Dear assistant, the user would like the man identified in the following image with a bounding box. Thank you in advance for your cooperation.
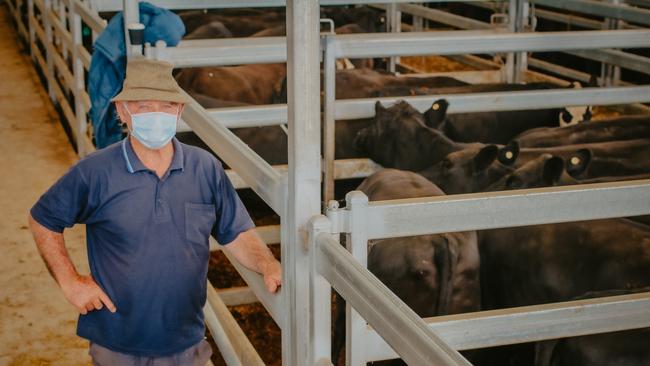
[28,59,282,365]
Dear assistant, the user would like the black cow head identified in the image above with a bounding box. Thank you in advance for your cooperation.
[368,235,454,317]
[489,154,564,191]
[419,145,514,194]
[355,101,461,171]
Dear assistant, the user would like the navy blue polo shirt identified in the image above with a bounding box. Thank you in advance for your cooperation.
[30,137,255,356]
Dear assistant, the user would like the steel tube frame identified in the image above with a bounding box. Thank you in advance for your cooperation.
[334,85,650,120]
[366,292,650,361]
[283,1,325,364]
[13,2,650,365]
[181,90,286,214]
[93,0,501,12]
[331,29,650,59]
[355,179,650,239]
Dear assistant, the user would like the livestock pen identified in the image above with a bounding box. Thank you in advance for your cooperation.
[3,0,650,365]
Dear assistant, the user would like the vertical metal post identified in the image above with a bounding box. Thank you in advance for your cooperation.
[514,0,529,83]
[69,0,88,157]
[27,0,35,60]
[122,0,139,59]
[413,14,423,32]
[505,0,528,83]
[504,0,517,83]
[58,0,68,61]
[43,0,56,101]
[323,34,336,204]
[601,0,622,86]
[386,3,400,73]
[309,216,333,366]
[284,0,321,365]
[345,192,369,366]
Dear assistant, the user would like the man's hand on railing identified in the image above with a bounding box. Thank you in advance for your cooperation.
[223,228,282,294]
[261,258,282,293]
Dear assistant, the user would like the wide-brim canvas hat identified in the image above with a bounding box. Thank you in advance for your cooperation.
[111,58,189,103]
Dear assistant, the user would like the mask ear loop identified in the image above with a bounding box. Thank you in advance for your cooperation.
[122,102,135,135]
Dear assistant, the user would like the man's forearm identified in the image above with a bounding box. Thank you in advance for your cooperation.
[225,229,277,274]
[28,213,79,289]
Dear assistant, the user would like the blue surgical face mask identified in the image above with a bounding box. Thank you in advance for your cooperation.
[125,104,179,149]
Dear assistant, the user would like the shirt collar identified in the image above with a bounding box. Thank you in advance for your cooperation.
[121,136,184,174]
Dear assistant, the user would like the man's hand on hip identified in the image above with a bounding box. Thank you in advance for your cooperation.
[61,274,117,314]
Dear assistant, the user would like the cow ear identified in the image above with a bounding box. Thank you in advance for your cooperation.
[566,149,592,178]
[561,109,574,123]
[423,99,449,129]
[375,101,386,114]
[543,156,565,185]
[473,145,499,171]
[498,141,520,166]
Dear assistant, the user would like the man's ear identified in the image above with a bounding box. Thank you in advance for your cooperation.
[114,101,130,127]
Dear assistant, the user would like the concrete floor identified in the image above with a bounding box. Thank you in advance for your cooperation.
[0,6,92,366]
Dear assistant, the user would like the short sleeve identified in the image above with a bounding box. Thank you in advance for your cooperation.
[211,161,255,245]
[30,164,92,233]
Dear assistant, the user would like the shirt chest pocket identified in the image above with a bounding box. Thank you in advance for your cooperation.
[185,203,217,246]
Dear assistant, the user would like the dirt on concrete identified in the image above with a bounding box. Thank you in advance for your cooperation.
[0,5,92,366]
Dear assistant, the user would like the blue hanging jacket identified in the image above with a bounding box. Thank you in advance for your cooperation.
[88,2,185,149]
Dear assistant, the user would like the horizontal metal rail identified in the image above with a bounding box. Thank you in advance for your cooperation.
[354,179,650,240]
[332,29,650,59]
[213,237,284,327]
[335,85,650,120]
[400,3,493,30]
[398,4,650,76]
[567,48,650,75]
[534,0,650,27]
[93,0,497,12]
[159,37,287,68]
[204,283,265,366]
[221,158,381,190]
[366,292,650,361]
[217,286,258,307]
[315,231,471,366]
[181,90,286,214]
[177,85,650,130]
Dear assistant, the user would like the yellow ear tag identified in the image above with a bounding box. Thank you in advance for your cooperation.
[505,151,514,160]
[571,157,581,165]
[432,103,440,111]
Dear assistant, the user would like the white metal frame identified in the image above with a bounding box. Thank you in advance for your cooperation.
[6,0,650,365]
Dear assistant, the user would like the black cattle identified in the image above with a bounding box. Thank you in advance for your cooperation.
[332,169,481,364]
[175,63,286,105]
[421,91,564,145]
[485,154,565,191]
[512,114,650,148]
[178,10,284,36]
[418,145,514,194]
[183,20,233,39]
[478,219,650,365]
[355,101,480,171]
[272,68,469,103]
[534,288,650,366]
[498,139,650,178]
[321,5,386,33]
